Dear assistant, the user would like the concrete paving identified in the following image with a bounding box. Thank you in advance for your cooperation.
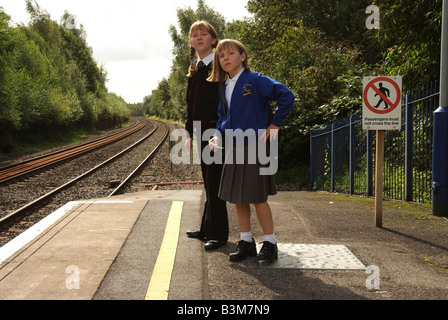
[0,197,147,299]
[0,190,447,301]
[204,191,448,300]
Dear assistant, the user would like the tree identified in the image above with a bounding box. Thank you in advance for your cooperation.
[149,78,171,120]
[0,1,130,154]
[376,0,442,89]
[0,8,21,151]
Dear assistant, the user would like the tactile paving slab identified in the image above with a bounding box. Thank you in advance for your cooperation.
[257,243,366,270]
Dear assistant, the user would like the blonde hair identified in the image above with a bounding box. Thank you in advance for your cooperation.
[187,20,219,77]
[207,39,250,83]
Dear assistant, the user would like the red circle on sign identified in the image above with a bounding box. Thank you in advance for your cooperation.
[363,77,401,114]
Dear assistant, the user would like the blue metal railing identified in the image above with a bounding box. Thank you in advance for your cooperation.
[310,81,439,204]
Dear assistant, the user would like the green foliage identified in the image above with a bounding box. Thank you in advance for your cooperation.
[374,0,442,90]
[0,9,21,134]
[0,1,130,153]
[149,78,172,120]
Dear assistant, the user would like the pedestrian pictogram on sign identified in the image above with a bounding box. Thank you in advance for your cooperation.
[362,76,402,130]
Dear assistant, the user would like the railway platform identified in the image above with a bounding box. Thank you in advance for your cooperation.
[0,189,447,302]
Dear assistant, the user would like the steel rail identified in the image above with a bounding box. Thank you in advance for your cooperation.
[108,120,170,196]
[0,120,163,229]
[0,121,145,183]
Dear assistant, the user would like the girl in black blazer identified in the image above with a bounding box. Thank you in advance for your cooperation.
[184,21,229,251]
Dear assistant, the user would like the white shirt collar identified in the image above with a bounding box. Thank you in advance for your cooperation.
[197,52,214,68]
[225,67,245,85]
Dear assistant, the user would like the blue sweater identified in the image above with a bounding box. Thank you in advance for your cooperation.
[215,69,295,140]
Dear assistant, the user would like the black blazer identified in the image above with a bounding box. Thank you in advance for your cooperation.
[185,63,220,138]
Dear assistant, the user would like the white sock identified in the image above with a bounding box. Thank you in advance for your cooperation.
[240,231,253,242]
[264,234,276,244]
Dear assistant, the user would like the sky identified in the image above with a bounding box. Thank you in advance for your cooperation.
[1,0,251,103]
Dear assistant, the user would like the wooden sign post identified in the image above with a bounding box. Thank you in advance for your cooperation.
[374,130,385,227]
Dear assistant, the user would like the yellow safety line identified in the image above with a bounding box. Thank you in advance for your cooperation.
[145,201,183,300]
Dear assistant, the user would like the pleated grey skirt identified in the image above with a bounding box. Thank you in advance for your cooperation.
[218,142,277,204]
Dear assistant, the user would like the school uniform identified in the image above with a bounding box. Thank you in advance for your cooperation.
[185,53,229,248]
[215,68,295,204]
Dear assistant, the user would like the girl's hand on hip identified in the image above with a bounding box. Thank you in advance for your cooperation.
[260,124,280,142]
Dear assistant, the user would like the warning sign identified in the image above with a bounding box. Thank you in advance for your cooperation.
[362,76,402,130]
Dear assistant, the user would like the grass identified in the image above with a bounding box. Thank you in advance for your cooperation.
[0,130,87,161]
[0,121,132,162]
[422,256,448,274]
[275,165,310,190]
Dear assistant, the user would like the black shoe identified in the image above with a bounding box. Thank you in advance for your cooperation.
[186,230,206,241]
[256,241,278,263]
[204,240,227,251]
[229,239,257,261]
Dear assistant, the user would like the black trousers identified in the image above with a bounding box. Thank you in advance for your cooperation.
[198,138,229,242]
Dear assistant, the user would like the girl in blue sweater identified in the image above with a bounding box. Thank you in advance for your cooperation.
[208,39,295,263]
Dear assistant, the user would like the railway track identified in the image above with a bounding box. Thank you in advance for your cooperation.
[0,121,145,183]
[0,119,171,244]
